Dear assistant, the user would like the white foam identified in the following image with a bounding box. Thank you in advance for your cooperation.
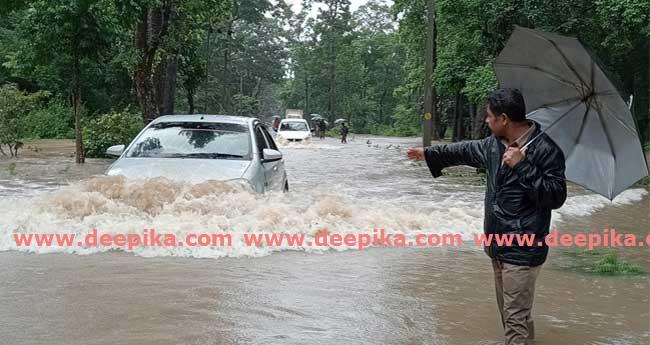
[0,176,646,259]
[0,176,484,258]
[556,188,647,218]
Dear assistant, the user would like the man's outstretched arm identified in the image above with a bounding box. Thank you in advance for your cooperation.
[408,138,489,178]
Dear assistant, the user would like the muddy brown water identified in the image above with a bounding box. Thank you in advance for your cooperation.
[0,138,648,345]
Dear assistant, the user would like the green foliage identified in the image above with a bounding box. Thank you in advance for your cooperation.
[594,253,643,275]
[463,64,499,105]
[24,100,75,139]
[186,0,286,115]
[0,84,45,156]
[9,0,120,92]
[392,0,649,139]
[282,0,406,135]
[232,94,261,116]
[326,127,341,137]
[0,0,647,145]
[82,110,144,158]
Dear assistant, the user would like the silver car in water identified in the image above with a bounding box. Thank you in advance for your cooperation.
[104,115,288,193]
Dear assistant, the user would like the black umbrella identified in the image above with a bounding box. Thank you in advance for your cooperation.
[495,26,648,199]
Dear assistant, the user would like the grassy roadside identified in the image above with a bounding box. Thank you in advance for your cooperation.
[560,251,645,276]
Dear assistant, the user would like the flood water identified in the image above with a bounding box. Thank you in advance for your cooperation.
[0,136,648,345]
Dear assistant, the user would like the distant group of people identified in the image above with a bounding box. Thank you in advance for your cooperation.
[313,119,327,140]
[318,119,348,144]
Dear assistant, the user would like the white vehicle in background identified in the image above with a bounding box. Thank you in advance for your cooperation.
[277,118,312,142]
[285,109,303,119]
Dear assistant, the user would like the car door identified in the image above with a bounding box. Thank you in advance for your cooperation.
[255,125,281,191]
[261,126,285,190]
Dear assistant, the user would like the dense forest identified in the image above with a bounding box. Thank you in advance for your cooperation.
[0,0,648,161]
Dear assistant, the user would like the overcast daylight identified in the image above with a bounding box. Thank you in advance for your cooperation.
[0,0,648,344]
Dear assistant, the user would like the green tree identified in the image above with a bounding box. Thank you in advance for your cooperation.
[10,0,120,163]
[0,84,45,157]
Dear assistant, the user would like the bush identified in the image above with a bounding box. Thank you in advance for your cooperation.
[594,253,643,275]
[82,110,144,158]
[0,84,45,157]
[326,127,341,137]
[24,99,75,139]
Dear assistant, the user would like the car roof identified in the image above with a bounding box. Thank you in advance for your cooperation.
[280,118,308,122]
[151,114,259,126]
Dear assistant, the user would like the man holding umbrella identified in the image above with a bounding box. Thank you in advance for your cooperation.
[408,88,567,345]
[407,25,648,345]
[337,120,349,143]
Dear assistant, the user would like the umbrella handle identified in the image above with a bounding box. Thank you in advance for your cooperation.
[522,99,585,151]
[520,132,543,151]
[628,95,633,110]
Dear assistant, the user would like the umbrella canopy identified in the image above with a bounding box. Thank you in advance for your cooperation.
[495,26,648,200]
[335,118,346,124]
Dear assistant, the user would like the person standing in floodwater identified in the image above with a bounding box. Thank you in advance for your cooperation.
[272,117,280,133]
[340,122,349,144]
[407,88,567,345]
[319,119,326,139]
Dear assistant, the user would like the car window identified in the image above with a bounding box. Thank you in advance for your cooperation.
[261,126,278,151]
[280,121,308,131]
[255,126,269,154]
[125,122,252,160]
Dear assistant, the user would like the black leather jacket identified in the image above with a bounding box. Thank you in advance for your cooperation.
[424,122,567,266]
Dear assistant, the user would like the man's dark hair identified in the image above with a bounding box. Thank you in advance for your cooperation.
[487,88,526,122]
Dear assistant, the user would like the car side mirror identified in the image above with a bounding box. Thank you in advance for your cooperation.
[262,148,282,163]
[106,144,125,157]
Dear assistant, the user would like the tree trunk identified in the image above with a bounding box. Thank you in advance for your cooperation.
[134,6,172,122]
[479,106,490,138]
[304,73,310,113]
[471,103,485,139]
[431,12,439,141]
[459,102,467,140]
[222,21,233,113]
[154,57,166,115]
[327,48,337,120]
[187,89,195,114]
[134,8,157,122]
[73,45,84,164]
[326,1,340,121]
[452,90,463,142]
[379,88,387,124]
[423,0,436,145]
[204,28,211,112]
[161,55,177,115]
[253,76,262,99]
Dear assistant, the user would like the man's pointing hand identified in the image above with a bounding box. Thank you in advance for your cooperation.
[407,147,425,161]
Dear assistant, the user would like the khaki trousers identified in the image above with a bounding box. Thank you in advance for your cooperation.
[491,258,543,345]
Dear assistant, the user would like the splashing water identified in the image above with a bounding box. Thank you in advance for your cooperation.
[0,136,647,258]
[0,170,645,258]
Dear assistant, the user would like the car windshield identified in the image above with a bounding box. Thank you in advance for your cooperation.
[125,122,251,160]
[280,122,308,131]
